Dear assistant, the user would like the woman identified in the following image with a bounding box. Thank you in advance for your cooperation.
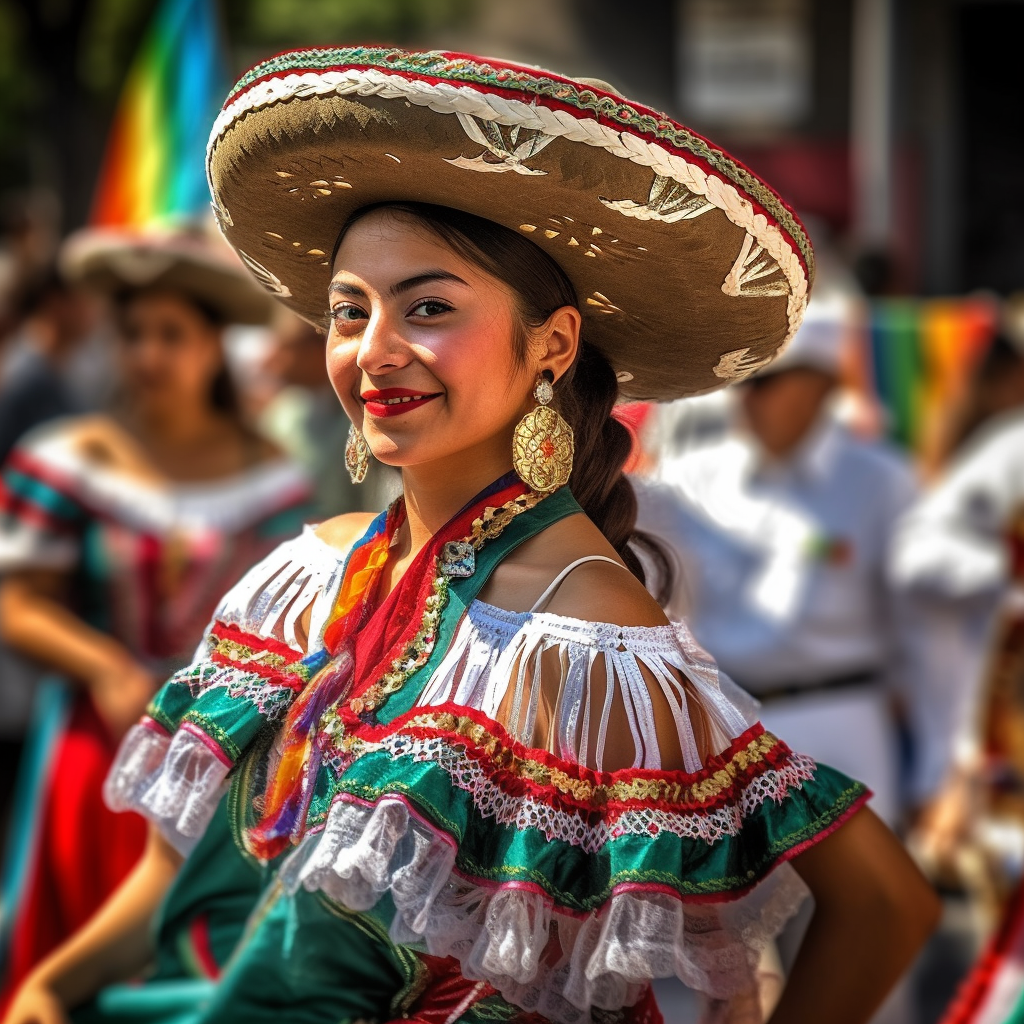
[5,48,938,1024]
[0,228,312,1005]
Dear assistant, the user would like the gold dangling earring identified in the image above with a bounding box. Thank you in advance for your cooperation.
[345,423,370,484]
[512,370,574,493]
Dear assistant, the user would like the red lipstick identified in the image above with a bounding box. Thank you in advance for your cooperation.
[361,387,442,418]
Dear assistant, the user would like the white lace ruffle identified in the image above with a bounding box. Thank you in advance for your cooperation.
[103,722,229,855]
[283,795,809,1024]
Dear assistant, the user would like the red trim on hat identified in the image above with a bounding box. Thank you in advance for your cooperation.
[222,52,810,278]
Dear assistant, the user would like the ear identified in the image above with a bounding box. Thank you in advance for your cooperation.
[532,305,581,383]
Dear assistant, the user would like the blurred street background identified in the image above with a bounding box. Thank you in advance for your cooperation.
[3,1,1024,1022]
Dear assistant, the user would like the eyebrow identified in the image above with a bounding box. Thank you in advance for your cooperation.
[328,269,469,300]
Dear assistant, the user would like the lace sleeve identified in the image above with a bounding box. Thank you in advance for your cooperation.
[104,530,346,853]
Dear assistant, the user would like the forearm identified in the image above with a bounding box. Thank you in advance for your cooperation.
[0,576,134,685]
[766,897,924,1023]
[767,807,940,1024]
[23,826,183,1009]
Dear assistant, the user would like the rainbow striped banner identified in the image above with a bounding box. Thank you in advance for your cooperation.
[864,297,996,460]
[91,0,225,227]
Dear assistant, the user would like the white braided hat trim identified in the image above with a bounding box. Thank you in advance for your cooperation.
[208,68,808,371]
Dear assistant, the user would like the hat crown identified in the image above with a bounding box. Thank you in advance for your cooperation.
[208,45,813,398]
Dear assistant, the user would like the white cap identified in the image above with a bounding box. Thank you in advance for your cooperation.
[759,293,849,378]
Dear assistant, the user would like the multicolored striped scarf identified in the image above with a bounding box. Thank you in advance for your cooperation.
[248,473,571,860]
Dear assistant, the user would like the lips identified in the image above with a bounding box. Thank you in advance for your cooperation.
[361,387,442,418]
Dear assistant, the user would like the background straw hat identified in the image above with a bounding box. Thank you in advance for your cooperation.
[61,224,275,325]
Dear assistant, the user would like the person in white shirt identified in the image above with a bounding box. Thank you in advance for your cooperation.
[637,309,960,827]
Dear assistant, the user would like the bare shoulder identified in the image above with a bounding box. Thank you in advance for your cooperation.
[485,512,668,627]
[542,556,668,627]
[66,414,162,480]
[65,412,130,451]
[314,512,378,554]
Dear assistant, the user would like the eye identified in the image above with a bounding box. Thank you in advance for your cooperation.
[328,303,368,331]
[408,299,453,318]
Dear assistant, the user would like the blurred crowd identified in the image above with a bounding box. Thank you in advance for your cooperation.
[0,191,1023,1022]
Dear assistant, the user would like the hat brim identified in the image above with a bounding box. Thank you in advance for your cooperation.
[208,47,812,400]
[60,228,275,326]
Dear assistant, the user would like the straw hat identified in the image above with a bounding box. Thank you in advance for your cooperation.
[60,226,275,326]
[206,47,813,400]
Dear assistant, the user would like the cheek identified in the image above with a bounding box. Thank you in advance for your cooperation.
[325,338,361,419]
[183,338,221,381]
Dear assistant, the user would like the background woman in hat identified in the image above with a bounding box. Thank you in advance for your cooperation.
[6,48,937,1024]
[0,228,312,1008]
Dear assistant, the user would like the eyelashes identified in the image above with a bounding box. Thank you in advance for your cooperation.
[409,299,454,317]
[324,298,455,331]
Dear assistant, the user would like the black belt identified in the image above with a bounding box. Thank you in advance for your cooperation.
[748,669,879,704]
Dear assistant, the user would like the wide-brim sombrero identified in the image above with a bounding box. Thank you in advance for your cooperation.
[206,47,812,400]
[60,226,275,326]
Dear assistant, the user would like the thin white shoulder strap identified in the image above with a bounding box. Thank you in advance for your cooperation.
[529,555,626,614]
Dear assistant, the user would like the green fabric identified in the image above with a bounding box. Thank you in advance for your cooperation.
[72,980,214,1024]
[152,798,268,980]
[191,887,407,1024]
[336,739,866,910]
[185,887,587,1024]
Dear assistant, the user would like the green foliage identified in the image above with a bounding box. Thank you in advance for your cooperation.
[225,0,476,48]
[77,0,156,97]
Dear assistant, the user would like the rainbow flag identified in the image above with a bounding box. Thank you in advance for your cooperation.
[90,0,226,227]
[865,297,995,460]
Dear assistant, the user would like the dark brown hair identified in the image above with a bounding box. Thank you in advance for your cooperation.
[339,201,671,596]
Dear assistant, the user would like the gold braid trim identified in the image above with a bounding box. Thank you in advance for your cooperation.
[344,711,785,807]
[348,492,544,717]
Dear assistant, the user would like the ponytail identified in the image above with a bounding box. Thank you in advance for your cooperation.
[557,343,672,599]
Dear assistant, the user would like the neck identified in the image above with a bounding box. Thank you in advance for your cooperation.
[398,444,517,555]
[754,433,805,460]
[129,401,228,448]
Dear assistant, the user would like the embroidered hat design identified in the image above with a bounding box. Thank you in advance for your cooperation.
[207,46,814,400]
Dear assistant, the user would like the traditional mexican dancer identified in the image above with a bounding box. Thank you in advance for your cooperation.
[4,48,939,1024]
[0,229,312,1007]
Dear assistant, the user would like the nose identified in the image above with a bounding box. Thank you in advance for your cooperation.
[355,310,411,375]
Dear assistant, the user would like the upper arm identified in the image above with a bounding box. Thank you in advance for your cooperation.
[791,804,939,930]
[0,567,69,601]
[494,561,716,774]
[0,568,72,645]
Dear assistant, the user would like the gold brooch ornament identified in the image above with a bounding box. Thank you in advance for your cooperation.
[512,370,574,493]
[440,540,476,577]
[345,423,370,484]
